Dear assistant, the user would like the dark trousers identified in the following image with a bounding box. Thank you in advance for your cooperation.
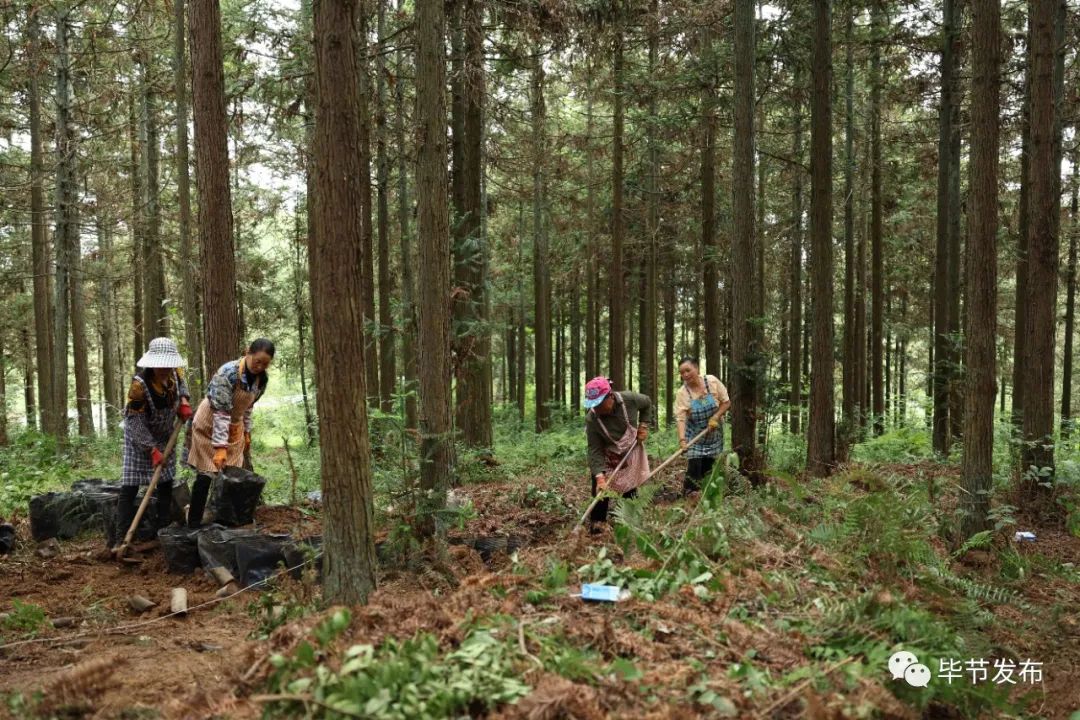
[590,476,637,523]
[117,480,173,540]
[684,456,716,494]
[188,473,214,527]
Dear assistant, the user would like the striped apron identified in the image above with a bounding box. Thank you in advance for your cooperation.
[186,375,257,475]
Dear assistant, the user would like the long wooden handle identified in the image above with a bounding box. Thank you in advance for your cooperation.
[573,439,639,530]
[118,418,185,550]
[645,426,712,481]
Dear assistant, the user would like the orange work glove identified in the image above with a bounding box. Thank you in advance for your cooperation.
[213,447,228,470]
[228,422,244,443]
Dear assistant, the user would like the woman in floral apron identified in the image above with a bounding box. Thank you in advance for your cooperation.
[583,376,652,530]
[185,339,275,526]
[675,357,730,494]
[118,338,193,543]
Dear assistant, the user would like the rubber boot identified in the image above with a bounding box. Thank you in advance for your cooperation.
[188,474,212,528]
[116,485,139,545]
[154,480,173,529]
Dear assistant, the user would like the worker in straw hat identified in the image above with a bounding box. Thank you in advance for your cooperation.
[117,337,193,541]
[583,376,652,531]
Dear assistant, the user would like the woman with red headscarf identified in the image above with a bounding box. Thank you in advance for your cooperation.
[582,377,652,530]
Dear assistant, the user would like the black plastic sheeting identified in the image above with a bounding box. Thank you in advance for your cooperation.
[0,523,15,554]
[99,492,161,548]
[158,526,203,573]
[29,479,120,542]
[196,525,292,586]
[208,468,266,527]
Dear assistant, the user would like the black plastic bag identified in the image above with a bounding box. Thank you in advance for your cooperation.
[158,526,203,573]
[0,523,15,555]
[196,525,290,587]
[208,467,266,527]
[98,492,160,548]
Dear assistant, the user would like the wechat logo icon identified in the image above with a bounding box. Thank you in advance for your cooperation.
[889,650,931,688]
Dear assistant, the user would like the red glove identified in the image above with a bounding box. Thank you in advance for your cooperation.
[178,401,193,422]
[150,447,164,467]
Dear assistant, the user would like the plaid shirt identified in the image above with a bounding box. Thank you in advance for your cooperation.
[121,372,189,486]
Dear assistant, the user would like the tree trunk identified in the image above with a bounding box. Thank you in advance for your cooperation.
[932,0,958,454]
[585,61,597,380]
[175,0,204,395]
[947,4,966,445]
[532,56,551,432]
[732,0,758,474]
[28,8,55,436]
[452,0,491,446]
[311,0,378,602]
[53,6,77,442]
[293,209,316,446]
[130,94,145,367]
[789,69,804,436]
[376,0,396,415]
[664,261,675,425]
[571,276,581,413]
[190,0,241,371]
[1012,28,1031,430]
[141,53,167,339]
[961,0,999,537]
[0,338,7,445]
[415,0,453,534]
[1064,146,1079,434]
[807,0,836,476]
[22,319,36,431]
[870,0,885,437]
[700,26,721,380]
[71,226,93,438]
[642,0,660,413]
[357,5,380,408]
[1020,0,1061,494]
[97,218,120,430]
[841,3,856,447]
[516,202,526,422]
[395,0,417,429]
[608,10,626,389]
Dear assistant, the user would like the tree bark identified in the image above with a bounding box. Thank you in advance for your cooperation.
[27,8,54,436]
[71,232,93,438]
[961,0,999,537]
[1019,0,1061,493]
[357,4,380,407]
[532,55,551,432]
[376,0,396,415]
[452,0,491,446]
[700,25,721,380]
[190,0,241,371]
[584,61,597,380]
[1011,25,1032,430]
[841,2,856,449]
[415,0,453,534]
[22,319,36,431]
[395,0,417,429]
[130,94,144,367]
[175,0,204,395]
[1064,144,1080,434]
[608,8,626,389]
[141,51,167,339]
[311,0,378,602]
[732,0,758,474]
[789,68,804,436]
[97,218,120,430]
[641,0,660,415]
[870,0,885,437]
[807,0,836,476]
[53,6,77,442]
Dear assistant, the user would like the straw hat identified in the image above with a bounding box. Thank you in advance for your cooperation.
[137,337,186,369]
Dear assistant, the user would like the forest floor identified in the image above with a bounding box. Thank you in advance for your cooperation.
[1,452,1079,720]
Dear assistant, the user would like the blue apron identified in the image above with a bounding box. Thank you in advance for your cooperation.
[684,377,723,459]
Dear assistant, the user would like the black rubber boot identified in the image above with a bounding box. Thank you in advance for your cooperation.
[188,474,212,528]
[154,480,173,529]
[116,486,139,544]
